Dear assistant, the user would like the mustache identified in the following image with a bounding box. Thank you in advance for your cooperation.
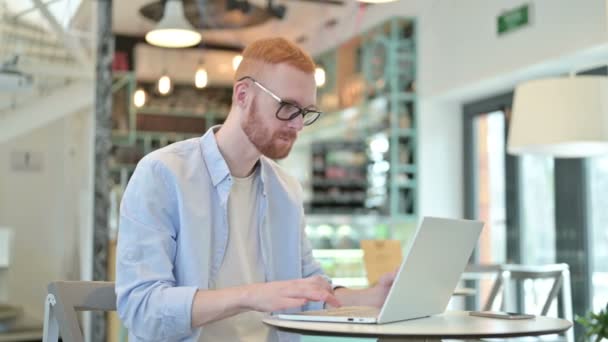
[276,130,297,140]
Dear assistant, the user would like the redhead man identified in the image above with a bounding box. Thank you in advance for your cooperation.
[116,37,395,342]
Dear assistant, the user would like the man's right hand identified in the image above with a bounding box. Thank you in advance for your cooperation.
[191,275,340,328]
[243,275,341,312]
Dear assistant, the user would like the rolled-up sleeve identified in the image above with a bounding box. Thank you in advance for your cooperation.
[115,157,197,341]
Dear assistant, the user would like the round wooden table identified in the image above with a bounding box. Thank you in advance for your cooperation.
[263,310,572,341]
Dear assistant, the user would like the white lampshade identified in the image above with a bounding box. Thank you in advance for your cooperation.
[508,76,608,158]
[145,0,202,48]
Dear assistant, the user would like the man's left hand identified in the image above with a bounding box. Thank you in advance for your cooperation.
[369,270,398,308]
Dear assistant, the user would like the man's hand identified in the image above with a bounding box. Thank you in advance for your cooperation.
[334,270,398,308]
[244,275,341,312]
[191,275,341,328]
[369,270,398,307]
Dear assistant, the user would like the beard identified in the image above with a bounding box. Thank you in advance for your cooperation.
[242,99,297,160]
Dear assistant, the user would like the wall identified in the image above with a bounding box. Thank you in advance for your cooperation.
[417,100,463,218]
[418,0,608,98]
[305,0,608,220]
[308,0,608,98]
[0,110,93,320]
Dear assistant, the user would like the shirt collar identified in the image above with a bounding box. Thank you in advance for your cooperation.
[200,126,231,187]
[200,125,268,195]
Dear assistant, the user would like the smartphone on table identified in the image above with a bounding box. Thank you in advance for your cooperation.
[469,311,535,320]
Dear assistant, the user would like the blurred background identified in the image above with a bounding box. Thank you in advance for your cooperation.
[1,0,607,341]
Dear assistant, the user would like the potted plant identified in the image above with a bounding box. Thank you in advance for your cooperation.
[576,303,608,342]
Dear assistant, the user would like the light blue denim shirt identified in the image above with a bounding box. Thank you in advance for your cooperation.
[116,126,325,342]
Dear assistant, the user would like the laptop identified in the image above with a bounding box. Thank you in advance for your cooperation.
[275,217,483,324]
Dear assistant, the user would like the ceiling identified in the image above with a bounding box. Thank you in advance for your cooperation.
[3,0,83,31]
[112,0,361,85]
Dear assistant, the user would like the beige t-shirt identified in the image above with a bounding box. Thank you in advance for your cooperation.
[199,169,273,342]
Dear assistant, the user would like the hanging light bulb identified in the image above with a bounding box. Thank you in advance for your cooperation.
[133,88,147,108]
[315,67,326,88]
[195,59,208,88]
[232,54,243,71]
[158,74,172,95]
[195,67,208,88]
[145,0,202,48]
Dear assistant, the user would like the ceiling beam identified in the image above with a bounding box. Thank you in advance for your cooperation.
[11,0,62,19]
[0,81,93,144]
[31,0,92,68]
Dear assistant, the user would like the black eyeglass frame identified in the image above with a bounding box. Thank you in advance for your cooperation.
[238,76,322,126]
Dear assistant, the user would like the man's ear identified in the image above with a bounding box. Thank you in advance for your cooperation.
[233,81,250,109]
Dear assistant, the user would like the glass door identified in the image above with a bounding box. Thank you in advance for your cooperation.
[472,110,508,265]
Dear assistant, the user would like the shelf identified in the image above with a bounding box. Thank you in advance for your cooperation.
[392,128,415,138]
[313,249,364,259]
[395,180,417,189]
[137,107,225,120]
[306,214,413,225]
[311,178,368,188]
[111,130,198,141]
[396,165,417,173]
[310,197,365,205]
[395,92,416,102]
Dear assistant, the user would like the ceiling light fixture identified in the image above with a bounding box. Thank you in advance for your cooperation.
[508,76,608,157]
[145,0,202,48]
[267,0,286,19]
[133,88,147,108]
[195,59,208,89]
[226,0,252,13]
[158,73,172,95]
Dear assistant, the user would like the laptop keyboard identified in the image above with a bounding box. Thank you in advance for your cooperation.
[296,306,380,318]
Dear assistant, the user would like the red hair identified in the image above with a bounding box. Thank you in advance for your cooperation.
[235,37,316,81]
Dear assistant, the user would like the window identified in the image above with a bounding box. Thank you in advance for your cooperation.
[473,111,507,264]
[520,156,556,265]
[588,157,608,312]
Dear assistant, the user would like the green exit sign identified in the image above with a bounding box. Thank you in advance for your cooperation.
[497,4,530,35]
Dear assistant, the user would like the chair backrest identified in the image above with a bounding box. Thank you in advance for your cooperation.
[498,264,572,316]
[43,281,116,342]
[462,264,503,311]
[463,263,573,341]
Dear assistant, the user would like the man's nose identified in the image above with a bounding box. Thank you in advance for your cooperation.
[287,113,304,132]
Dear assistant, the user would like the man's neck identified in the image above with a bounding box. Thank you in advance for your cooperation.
[215,118,261,178]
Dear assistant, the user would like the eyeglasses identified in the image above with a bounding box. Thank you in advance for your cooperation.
[238,76,322,126]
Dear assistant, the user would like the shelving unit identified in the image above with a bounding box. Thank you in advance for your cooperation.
[301,17,418,288]
[362,17,418,223]
[309,140,369,214]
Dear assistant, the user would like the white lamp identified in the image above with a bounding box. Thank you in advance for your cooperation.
[195,59,208,89]
[508,76,608,158]
[158,74,172,95]
[195,67,208,88]
[133,88,146,108]
[145,0,202,48]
